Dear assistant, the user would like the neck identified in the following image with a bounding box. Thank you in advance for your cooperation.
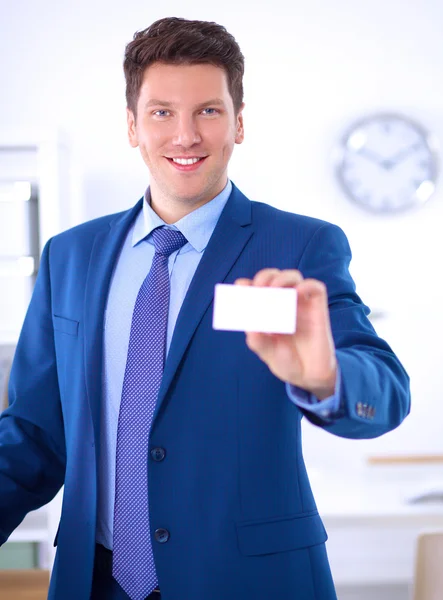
[150,197,207,224]
[149,178,228,224]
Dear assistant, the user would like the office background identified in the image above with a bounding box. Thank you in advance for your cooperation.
[0,0,442,598]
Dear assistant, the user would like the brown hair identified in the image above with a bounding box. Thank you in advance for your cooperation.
[124,17,244,118]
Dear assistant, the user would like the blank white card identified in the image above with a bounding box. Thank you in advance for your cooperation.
[212,283,297,334]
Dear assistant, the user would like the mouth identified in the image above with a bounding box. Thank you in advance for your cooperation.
[165,156,208,172]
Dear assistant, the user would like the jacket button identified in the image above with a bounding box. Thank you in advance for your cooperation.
[155,528,170,543]
[151,447,166,461]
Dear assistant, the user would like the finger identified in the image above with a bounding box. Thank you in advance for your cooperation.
[245,331,277,356]
[234,278,253,286]
[296,278,328,301]
[252,269,282,287]
[267,269,304,288]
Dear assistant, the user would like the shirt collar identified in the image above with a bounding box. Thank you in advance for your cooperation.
[132,180,232,253]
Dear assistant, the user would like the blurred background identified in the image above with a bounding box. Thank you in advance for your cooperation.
[1,0,443,598]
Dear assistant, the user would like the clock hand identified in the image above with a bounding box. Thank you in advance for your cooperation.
[357,147,385,166]
[383,143,422,169]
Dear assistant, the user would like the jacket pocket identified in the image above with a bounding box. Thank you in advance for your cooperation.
[53,315,79,337]
[236,510,327,556]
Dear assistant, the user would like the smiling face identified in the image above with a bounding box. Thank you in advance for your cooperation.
[127,62,244,222]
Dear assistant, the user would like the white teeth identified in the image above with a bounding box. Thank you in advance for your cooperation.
[172,157,202,165]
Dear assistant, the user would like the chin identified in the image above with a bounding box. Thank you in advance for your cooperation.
[172,185,209,203]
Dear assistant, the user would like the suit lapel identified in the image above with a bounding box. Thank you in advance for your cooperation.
[154,185,254,421]
[83,200,143,442]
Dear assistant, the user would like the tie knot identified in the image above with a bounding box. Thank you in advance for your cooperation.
[151,227,187,257]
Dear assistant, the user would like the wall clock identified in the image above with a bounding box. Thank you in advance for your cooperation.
[336,113,438,213]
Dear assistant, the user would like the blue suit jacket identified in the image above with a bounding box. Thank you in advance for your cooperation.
[0,184,410,599]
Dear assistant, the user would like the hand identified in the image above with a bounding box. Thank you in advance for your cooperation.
[235,269,337,400]
[358,147,385,166]
[358,143,421,170]
[382,142,421,170]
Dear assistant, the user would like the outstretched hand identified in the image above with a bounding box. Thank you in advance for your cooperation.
[235,269,337,400]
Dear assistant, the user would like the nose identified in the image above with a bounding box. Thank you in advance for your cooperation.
[172,116,202,149]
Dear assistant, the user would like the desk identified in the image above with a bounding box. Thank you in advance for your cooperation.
[310,465,443,589]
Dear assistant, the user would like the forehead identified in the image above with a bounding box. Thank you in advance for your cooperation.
[138,62,230,104]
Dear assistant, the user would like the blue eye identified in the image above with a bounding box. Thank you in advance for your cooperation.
[154,110,169,117]
[202,108,218,115]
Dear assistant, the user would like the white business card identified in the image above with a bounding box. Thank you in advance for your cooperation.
[212,283,297,334]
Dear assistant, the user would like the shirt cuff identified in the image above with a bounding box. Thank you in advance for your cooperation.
[285,367,341,419]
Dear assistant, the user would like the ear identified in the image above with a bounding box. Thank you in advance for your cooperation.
[127,108,139,148]
[235,102,245,145]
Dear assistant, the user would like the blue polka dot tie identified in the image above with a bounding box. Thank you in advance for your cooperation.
[113,226,187,600]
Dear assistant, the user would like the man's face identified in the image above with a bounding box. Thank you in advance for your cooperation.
[127,62,244,213]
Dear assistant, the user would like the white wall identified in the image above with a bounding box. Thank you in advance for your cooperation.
[1,0,443,469]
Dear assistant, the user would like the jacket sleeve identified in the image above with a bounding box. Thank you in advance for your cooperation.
[297,222,411,439]
[0,239,66,544]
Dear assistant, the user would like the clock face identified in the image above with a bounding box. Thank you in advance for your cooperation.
[337,114,438,213]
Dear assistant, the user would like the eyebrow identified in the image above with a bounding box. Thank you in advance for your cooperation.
[144,98,226,110]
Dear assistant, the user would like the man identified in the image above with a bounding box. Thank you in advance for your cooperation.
[0,17,410,600]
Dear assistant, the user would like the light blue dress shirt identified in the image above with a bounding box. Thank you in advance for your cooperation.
[97,180,340,549]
